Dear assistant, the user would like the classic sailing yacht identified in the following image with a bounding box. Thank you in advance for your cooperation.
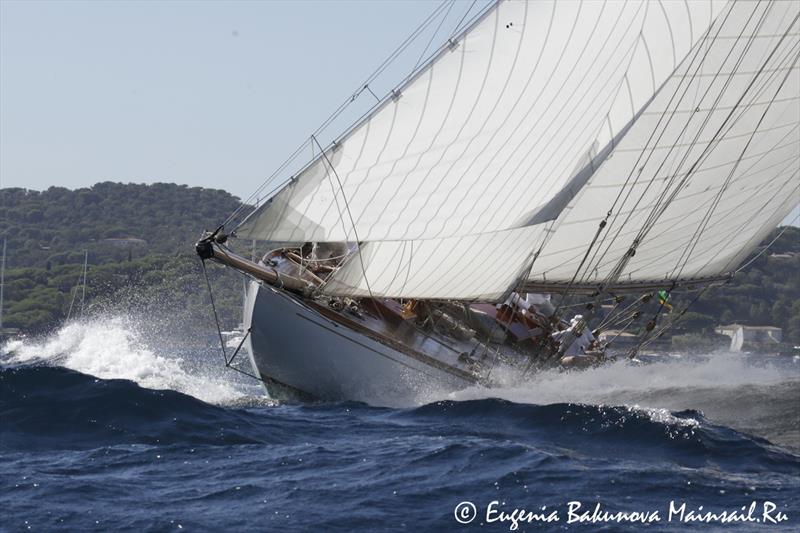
[197,0,800,406]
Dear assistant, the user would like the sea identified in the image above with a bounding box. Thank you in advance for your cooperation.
[2,316,798,532]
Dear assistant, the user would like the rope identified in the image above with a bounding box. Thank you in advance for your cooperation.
[625,282,674,359]
[224,0,475,231]
[588,4,788,294]
[551,215,610,317]
[580,4,747,282]
[310,135,380,305]
[735,217,798,273]
[414,0,456,71]
[635,281,723,354]
[200,258,264,382]
[200,259,229,366]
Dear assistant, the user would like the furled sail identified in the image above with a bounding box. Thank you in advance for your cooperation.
[523,0,800,291]
[237,0,725,245]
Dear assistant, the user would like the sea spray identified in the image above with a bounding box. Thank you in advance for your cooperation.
[1,315,256,404]
[440,353,799,450]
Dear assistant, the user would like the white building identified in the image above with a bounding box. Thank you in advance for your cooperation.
[715,324,782,352]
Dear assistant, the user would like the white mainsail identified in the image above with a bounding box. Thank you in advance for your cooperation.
[236,0,797,301]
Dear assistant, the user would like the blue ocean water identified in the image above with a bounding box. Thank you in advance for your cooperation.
[2,318,799,532]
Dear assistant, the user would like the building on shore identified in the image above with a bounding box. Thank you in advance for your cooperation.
[715,324,782,352]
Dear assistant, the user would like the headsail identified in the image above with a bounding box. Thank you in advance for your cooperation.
[237,0,724,244]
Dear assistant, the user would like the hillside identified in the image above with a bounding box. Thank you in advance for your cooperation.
[1,182,245,269]
[689,226,800,343]
[1,183,250,333]
[0,182,798,345]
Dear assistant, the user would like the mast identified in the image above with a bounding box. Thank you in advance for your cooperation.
[66,250,89,322]
[80,250,88,318]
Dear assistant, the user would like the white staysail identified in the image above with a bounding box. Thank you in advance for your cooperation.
[525,0,800,288]
[238,0,725,244]
[322,225,543,301]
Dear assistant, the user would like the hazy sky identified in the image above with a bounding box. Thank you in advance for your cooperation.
[1,0,464,200]
[1,0,798,224]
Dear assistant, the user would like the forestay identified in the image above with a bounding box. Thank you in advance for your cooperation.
[238,0,725,245]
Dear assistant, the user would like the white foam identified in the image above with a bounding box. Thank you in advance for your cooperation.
[447,353,793,407]
[1,316,249,405]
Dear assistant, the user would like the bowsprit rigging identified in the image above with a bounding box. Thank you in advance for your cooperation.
[194,0,800,406]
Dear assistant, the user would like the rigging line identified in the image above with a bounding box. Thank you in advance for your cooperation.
[551,216,611,318]
[66,270,82,322]
[611,7,770,263]
[579,3,741,280]
[619,6,785,254]
[632,4,772,234]
[224,361,264,383]
[414,0,456,71]
[257,1,498,241]
[669,44,800,280]
[625,281,674,359]
[594,4,784,286]
[596,294,649,330]
[734,215,799,273]
[449,0,480,40]
[310,135,378,304]
[636,281,721,352]
[600,307,645,333]
[584,3,763,269]
[225,1,457,229]
[635,11,794,246]
[604,314,641,346]
[79,251,88,318]
[200,259,230,367]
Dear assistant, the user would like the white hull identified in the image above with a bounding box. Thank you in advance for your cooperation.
[243,281,477,407]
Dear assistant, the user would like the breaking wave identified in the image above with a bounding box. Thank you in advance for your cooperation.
[0,316,253,405]
[444,352,800,451]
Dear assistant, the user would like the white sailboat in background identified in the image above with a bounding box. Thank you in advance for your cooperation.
[66,250,89,322]
[0,239,12,341]
[196,0,799,406]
